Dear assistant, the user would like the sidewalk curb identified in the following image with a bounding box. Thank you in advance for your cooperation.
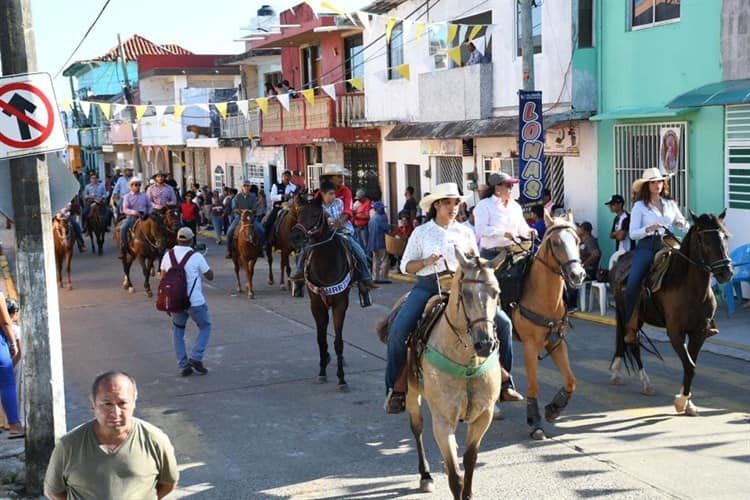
[388,271,416,284]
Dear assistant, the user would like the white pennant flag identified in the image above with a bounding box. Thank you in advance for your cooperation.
[112,103,125,116]
[131,121,138,131]
[276,93,290,111]
[357,11,370,30]
[237,100,249,118]
[79,101,91,119]
[321,84,337,101]
[459,25,468,45]
[195,103,210,114]
[154,105,167,122]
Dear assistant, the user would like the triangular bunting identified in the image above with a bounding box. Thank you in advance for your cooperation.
[154,105,167,122]
[415,23,426,42]
[395,64,410,81]
[79,101,91,119]
[256,97,268,114]
[321,84,337,101]
[195,103,210,114]
[321,1,354,23]
[468,25,483,42]
[348,77,364,91]
[61,99,72,112]
[447,46,462,66]
[132,121,138,131]
[97,102,111,120]
[113,103,126,116]
[214,102,228,120]
[173,105,185,121]
[276,93,290,111]
[237,100,249,118]
[385,18,397,42]
[357,11,370,30]
[458,25,468,45]
[301,89,315,106]
[135,105,148,122]
[447,24,458,44]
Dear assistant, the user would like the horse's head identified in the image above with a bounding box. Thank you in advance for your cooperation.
[239,209,255,225]
[541,210,587,289]
[163,206,181,231]
[454,247,506,358]
[291,196,327,247]
[686,210,733,283]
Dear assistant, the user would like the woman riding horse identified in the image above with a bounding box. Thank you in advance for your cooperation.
[384,182,514,414]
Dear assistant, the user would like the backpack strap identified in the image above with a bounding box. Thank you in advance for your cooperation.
[169,249,179,267]
[177,249,198,302]
[177,249,196,268]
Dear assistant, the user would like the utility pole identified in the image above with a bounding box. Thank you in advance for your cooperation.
[521,0,536,90]
[117,33,144,176]
[0,0,67,495]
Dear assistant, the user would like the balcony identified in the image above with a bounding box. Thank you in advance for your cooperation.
[79,127,107,149]
[418,63,493,122]
[220,111,260,139]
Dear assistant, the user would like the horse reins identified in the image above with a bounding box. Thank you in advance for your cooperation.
[668,227,731,274]
[533,225,582,288]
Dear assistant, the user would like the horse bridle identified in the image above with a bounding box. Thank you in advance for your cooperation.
[293,208,328,239]
[535,225,582,285]
[674,227,731,274]
[444,269,500,349]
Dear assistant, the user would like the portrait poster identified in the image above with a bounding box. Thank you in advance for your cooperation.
[659,127,680,175]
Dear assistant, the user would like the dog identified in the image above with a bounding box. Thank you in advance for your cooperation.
[186,125,211,138]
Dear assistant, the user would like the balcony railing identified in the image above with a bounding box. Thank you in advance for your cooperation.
[220,111,261,139]
[261,92,365,133]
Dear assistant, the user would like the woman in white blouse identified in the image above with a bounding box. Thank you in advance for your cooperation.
[623,168,688,343]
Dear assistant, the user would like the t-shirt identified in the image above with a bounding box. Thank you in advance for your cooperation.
[160,246,211,307]
[44,418,178,500]
[610,211,631,252]
[580,234,601,278]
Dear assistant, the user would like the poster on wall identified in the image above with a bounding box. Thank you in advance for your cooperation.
[659,126,680,175]
[518,90,544,202]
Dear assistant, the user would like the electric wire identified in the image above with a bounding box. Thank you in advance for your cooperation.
[54,0,113,79]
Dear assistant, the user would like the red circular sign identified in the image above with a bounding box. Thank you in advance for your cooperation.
[0,82,55,148]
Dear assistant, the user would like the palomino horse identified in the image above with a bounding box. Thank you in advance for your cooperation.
[52,214,76,290]
[85,200,108,255]
[404,248,505,499]
[231,208,264,299]
[113,207,180,296]
[511,212,587,440]
[290,196,353,390]
[265,192,304,292]
[610,211,733,416]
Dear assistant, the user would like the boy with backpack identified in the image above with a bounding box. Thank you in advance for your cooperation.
[158,227,214,377]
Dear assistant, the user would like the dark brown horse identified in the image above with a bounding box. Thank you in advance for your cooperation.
[113,207,180,297]
[52,214,75,290]
[85,200,108,255]
[232,209,264,299]
[265,192,304,292]
[291,196,353,391]
[610,211,733,416]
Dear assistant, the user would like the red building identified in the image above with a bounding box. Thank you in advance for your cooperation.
[251,2,381,197]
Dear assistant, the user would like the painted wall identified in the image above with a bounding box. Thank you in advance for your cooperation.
[74,62,137,98]
[209,147,242,191]
[721,0,750,80]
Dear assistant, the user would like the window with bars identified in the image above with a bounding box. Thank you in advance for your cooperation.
[726,105,750,210]
[613,122,688,211]
[433,156,464,192]
[482,156,564,205]
[243,163,264,188]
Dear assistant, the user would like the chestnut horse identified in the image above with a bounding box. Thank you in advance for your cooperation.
[510,212,587,440]
[52,214,76,290]
[610,211,733,416]
[232,209,264,298]
[85,200,108,255]
[265,192,304,292]
[114,207,180,296]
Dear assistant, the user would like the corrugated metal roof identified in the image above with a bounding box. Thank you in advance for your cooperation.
[97,35,193,62]
[361,0,410,14]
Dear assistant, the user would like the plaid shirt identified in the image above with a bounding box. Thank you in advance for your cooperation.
[324,198,353,234]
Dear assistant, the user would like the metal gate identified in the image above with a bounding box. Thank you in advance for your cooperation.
[345,145,381,200]
[545,155,565,206]
[433,156,463,191]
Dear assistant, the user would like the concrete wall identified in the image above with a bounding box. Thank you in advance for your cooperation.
[721,0,750,80]
[75,62,138,98]
[419,63,493,121]
[139,76,177,105]
[209,147,242,191]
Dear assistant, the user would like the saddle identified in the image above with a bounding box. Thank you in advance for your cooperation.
[268,208,289,245]
[644,248,674,295]
[496,254,532,309]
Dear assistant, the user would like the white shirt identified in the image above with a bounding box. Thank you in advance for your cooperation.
[400,220,479,276]
[629,198,688,241]
[270,182,298,203]
[612,211,631,252]
[473,195,532,249]
[160,246,211,307]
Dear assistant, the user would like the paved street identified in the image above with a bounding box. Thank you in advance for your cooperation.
[46,234,750,499]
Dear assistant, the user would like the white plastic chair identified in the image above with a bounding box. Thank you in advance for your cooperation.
[589,281,608,315]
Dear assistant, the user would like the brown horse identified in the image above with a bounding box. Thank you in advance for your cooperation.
[52,214,75,290]
[113,207,180,297]
[610,211,733,416]
[266,192,304,291]
[232,209,264,298]
[85,200,108,255]
[510,212,587,440]
[403,248,505,499]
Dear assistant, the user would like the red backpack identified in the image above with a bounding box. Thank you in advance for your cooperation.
[156,249,196,313]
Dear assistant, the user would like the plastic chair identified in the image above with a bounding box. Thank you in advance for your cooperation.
[589,281,608,315]
[577,281,590,312]
[722,244,750,314]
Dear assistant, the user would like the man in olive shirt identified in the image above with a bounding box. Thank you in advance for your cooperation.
[44,371,178,500]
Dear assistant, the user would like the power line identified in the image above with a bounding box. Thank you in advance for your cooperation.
[54,0,113,79]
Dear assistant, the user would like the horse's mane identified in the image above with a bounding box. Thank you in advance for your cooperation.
[545,218,577,234]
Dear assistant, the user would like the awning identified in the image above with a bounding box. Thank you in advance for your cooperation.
[667,79,750,108]
[385,111,593,141]
[589,106,691,121]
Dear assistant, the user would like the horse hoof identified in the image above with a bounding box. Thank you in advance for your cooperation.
[420,478,434,493]
[544,405,560,423]
[248,293,255,300]
[280,283,286,290]
[337,383,349,393]
[67,285,73,291]
[674,392,691,413]
[267,279,273,285]
[641,386,657,396]
[128,287,135,294]
[685,400,699,416]
[314,376,327,384]
[530,428,546,440]
[146,290,153,298]
[610,375,622,385]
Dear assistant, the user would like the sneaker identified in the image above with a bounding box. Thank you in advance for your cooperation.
[189,359,208,375]
[180,366,193,377]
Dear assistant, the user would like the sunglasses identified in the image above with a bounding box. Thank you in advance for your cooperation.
[132,183,142,186]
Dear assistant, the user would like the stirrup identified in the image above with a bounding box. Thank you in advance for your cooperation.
[359,289,372,308]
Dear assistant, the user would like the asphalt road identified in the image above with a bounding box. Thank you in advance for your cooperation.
[56,236,750,499]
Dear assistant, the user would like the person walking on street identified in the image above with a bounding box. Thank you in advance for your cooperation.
[161,227,214,376]
[44,371,179,500]
[226,181,257,258]
[179,191,200,247]
[367,201,391,283]
[353,189,372,249]
[119,177,149,260]
[210,194,225,245]
[402,186,418,221]
[0,292,22,439]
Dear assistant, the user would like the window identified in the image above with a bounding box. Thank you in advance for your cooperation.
[613,122,688,211]
[387,22,404,80]
[433,156,463,190]
[264,72,283,95]
[243,163,264,189]
[455,11,493,65]
[428,23,458,70]
[726,105,750,210]
[517,0,542,57]
[301,45,320,89]
[631,0,680,29]
[213,165,225,189]
[578,0,594,48]
[345,34,364,92]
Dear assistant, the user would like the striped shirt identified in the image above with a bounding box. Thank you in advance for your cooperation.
[324,199,353,234]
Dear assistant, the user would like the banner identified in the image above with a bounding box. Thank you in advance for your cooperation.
[659,126,680,175]
[518,90,544,203]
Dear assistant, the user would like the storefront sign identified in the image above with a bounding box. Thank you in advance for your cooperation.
[518,90,544,202]
[421,139,461,156]
[545,124,579,157]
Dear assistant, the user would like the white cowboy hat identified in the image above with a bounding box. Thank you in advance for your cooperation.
[321,164,350,176]
[632,167,673,192]
[128,176,144,186]
[419,182,467,212]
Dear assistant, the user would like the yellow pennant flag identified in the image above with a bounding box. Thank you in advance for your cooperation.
[468,25,483,42]
[173,105,185,121]
[135,105,148,122]
[415,23,426,42]
[256,97,268,114]
[447,46,462,66]
[395,64,410,81]
[321,0,348,18]
[385,17,397,42]
[61,98,72,112]
[447,24,458,44]
[301,89,315,106]
[97,102,111,119]
[348,77,364,91]
[214,102,228,120]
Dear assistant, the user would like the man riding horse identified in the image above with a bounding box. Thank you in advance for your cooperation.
[111,165,134,218]
[119,177,149,260]
[81,173,112,235]
[146,172,177,212]
[263,170,298,240]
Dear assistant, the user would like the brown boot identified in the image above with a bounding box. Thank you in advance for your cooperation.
[360,279,379,290]
[384,390,406,414]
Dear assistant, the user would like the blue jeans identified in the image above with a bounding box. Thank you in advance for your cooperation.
[295,232,372,281]
[254,216,266,246]
[120,215,137,254]
[171,303,212,369]
[226,216,240,248]
[0,337,19,425]
[212,216,223,242]
[480,248,515,389]
[386,276,440,392]
[355,225,369,250]
[624,236,661,322]
[71,220,84,247]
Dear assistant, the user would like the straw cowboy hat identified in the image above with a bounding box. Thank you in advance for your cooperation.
[128,176,144,186]
[419,182,467,212]
[632,167,672,192]
[321,164,351,176]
